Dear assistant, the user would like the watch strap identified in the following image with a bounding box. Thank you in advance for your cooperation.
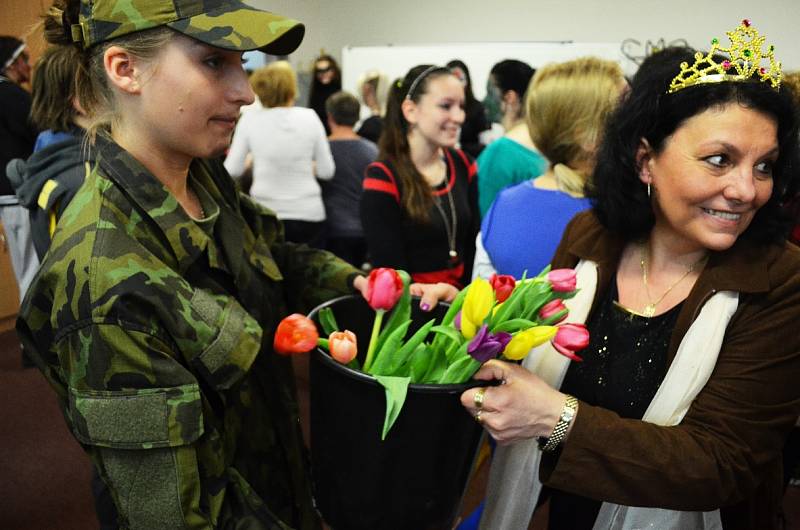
[538,394,579,452]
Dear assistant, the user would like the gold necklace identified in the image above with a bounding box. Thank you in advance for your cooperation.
[639,244,707,318]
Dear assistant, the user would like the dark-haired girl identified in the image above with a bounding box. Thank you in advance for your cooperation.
[361,65,480,288]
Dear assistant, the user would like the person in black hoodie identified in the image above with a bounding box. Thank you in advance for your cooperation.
[7,44,92,261]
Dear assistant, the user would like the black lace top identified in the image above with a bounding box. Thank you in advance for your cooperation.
[546,280,682,529]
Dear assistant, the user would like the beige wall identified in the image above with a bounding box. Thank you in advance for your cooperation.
[6,1,797,89]
[250,0,800,81]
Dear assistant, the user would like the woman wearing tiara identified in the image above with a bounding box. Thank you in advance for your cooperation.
[460,24,800,530]
[361,64,480,288]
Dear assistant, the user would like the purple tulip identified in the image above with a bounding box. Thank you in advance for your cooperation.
[467,325,513,363]
[454,310,462,331]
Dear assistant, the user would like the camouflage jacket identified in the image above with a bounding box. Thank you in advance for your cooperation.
[17,134,361,529]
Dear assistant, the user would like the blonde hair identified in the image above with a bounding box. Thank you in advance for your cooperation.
[526,56,624,196]
[251,61,297,108]
[356,69,390,115]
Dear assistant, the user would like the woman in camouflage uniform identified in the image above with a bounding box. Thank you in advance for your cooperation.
[17,1,377,529]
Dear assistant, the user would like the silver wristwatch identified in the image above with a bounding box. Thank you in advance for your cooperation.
[538,394,579,452]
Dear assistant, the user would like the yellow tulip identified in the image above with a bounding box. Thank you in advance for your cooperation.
[461,277,494,339]
[461,316,478,340]
[503,326,558,360]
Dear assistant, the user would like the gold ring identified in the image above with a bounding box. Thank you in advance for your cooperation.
[473,388,486,409]
[475,409,483,424]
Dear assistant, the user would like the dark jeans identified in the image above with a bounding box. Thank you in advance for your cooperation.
[283,220,326,249]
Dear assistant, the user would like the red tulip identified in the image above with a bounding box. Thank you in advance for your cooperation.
[365,268,404,311]
[329,330,358,364]
[551,323,589,362]
[538,299,568,324]
[489,273,516,303]
[274,314,319,355]
[547,268,577,292]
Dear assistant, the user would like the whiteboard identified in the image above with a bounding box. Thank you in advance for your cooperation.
[341,42,635,101]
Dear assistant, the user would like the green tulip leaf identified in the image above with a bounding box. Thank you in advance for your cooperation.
[385,318,436,375]
[421,343,448,383]
[374,375,411,440]
[430,325,464,345]
[374,270,412,355]
[369,320,411,375]
[431,287,468,353]
[318,307,339,336]
[409,343,432,383]
[439,354,480,384]
[538,308,569,326]
[491,318,537,333]
[445,339,469,365]
[490,280,532,326]
[440,287,467,326]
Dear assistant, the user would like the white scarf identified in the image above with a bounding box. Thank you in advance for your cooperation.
[479,259,739,530]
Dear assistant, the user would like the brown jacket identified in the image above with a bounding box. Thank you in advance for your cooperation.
[541,211,800,529]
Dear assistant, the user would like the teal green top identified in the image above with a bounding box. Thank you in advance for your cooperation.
[476,137,548,217]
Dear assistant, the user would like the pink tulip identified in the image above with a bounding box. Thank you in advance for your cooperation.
[551,323,589,362]
[547,268,577,292]
[489,273,516,303]
[538,299,568,324]
[329,330,358,364]
[365,268,404,311]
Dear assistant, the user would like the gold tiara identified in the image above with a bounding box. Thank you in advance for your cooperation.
[668,19,781,94]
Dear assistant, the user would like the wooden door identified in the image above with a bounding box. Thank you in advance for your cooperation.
[0,222,21,333]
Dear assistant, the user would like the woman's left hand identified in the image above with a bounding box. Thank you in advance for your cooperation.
[354,275,457,312]
[410,281,459,311]
[461,359,568,445]
[353,275,369,298]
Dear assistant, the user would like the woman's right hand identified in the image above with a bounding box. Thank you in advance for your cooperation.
[460,360,569,445]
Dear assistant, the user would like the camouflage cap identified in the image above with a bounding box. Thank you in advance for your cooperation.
[71,0,305,55]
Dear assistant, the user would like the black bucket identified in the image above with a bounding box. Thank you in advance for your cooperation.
[308,294,484,530]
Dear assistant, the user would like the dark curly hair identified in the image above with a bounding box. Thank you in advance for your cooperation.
[589,46,800,243]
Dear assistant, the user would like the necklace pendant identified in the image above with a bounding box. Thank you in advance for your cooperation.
[447,250,460,268]
[642,304,656,318]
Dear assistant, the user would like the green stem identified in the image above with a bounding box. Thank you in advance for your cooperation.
[317,338,329,350]
[362,309,385,372]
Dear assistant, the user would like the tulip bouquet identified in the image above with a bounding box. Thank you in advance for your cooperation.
[274,267,589,438]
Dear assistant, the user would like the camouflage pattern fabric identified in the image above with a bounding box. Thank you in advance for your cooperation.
[72,0,305,55]
[17,133,361,529]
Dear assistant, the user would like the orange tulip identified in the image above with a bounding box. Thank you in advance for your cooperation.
[329,330,358,364]
[274,314,319,355]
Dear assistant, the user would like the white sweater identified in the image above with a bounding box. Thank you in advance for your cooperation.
[224,106,335,222]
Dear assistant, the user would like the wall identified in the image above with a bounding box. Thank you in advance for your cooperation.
[7,1,796,82]
[251,0,799,88]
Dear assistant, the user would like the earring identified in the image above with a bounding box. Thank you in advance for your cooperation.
[647,182,651,198]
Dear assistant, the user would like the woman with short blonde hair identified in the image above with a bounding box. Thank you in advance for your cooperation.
[251,60,297,108]
[225,59,335,246]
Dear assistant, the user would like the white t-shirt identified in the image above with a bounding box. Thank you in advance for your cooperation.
[224,106,335,222]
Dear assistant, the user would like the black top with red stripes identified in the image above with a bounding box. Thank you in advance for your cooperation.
[360,148,479,287]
